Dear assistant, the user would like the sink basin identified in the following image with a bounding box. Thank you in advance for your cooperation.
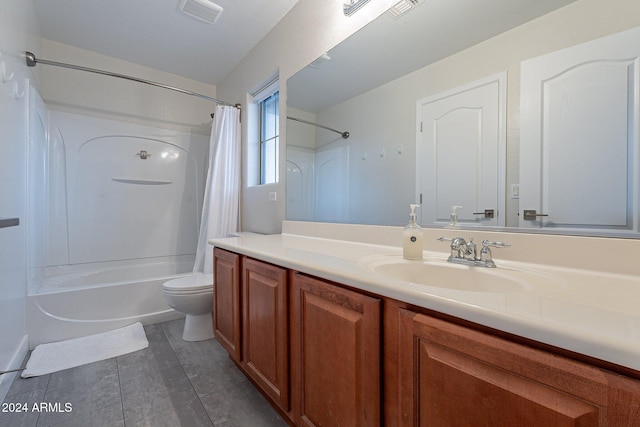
[359,255,559,293]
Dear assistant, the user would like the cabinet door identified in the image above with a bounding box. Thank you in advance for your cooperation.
[397,309,609,426]
[292,273,381,427]
[242,258,289,411]
[213,248,241,362]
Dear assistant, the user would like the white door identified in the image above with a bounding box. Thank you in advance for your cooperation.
[417,72,506,227]
[520,27,640,233]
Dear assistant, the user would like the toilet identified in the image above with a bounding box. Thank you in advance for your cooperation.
[162,273,214,341]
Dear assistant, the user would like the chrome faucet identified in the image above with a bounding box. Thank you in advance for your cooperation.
[437,237,510,268]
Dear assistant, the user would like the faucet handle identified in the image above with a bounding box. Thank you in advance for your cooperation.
[479,240,510,267]
[481,240,510,248]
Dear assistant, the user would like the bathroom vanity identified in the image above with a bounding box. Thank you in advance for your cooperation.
[211,226,640,426]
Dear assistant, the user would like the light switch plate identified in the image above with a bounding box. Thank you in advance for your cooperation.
[510,184,520,199]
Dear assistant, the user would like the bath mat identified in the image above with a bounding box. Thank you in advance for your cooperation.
[21,322,148,378]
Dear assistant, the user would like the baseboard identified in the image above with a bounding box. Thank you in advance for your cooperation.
[0,334,29,403]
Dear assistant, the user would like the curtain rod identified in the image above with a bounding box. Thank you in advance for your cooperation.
[286,116,349,139]
[25,51,238,109]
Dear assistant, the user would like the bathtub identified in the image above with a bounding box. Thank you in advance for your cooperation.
[27,256,196,348]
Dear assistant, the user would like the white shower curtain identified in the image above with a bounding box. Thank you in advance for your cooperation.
[193,105,241,273]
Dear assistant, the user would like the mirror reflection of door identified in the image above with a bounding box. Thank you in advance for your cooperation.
[286,146,315,221]
[520,27,640,233]
[417,72,506,227]
[314,145,349,223]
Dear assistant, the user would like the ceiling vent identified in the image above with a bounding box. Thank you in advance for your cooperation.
[309,53,331,68]
[178,0,223,24]
[387,0,425,19]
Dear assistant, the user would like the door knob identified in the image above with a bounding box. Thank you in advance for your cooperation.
[472,209,494,219]
[523,210,549,221]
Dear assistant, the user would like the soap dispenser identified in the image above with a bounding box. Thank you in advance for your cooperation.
[449,205,462,227]
[403,204,423,260]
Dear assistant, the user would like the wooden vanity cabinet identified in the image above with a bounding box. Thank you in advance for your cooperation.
[213,248,241,362]
[396,308,640,427]
[242,257,289,411]
[291,272,382,427]
[214,248,382,425]
[213,248,640,426]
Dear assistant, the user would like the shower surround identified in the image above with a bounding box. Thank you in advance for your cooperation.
[27,108,209,347]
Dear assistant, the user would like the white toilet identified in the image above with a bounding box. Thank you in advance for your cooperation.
[162,273,214,341]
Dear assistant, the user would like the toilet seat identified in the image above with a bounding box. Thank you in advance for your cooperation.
[163,287,212,296]
[163,273,213,293]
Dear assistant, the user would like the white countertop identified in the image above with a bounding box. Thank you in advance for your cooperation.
[210,233,640,372]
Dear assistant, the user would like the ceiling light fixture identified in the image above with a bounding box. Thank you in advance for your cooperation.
[178,0,223,24]
[343,0,371,17]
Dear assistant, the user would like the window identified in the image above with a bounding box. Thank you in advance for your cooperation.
[259,91,279,184]
[247,73,279,187]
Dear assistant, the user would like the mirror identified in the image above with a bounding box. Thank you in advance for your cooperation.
[286,0,640,237]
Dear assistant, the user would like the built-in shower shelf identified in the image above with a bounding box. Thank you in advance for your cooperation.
[112,178,172,185]
[0,218,19,229]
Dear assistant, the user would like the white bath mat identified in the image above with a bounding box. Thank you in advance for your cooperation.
[21,322,149,378]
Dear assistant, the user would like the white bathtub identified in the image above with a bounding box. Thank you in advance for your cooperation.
[27,256,195,348]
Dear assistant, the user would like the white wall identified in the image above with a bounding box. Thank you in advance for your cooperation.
[0,0,42,403]
[39,40,217,135]
[222,0,640,232]
[217,0,398,234]
[316,80,416,225]
[287,107,317,150]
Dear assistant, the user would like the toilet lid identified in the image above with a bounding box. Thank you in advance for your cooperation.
[163,273,213,292]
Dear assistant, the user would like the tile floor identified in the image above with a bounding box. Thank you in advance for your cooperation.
[1,319,288,427]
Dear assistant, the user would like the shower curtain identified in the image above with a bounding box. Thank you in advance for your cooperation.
[193,105,241,274]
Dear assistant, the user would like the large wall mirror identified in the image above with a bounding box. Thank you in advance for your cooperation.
[286,0,640,238]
